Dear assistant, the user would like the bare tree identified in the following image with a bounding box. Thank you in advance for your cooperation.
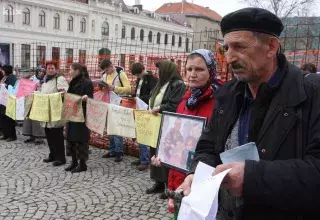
[241,0,317,18]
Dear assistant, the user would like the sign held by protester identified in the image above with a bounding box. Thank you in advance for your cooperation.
[62,93,84,122]
[107,104,136,138]
[5,95,16,120]
[135,110,161,148]
[0,84,9,106]
[16,97,25,121]
[86,98,108,136]
[16,78,38,98]
[29,94,50,122]
[49,93,63,122]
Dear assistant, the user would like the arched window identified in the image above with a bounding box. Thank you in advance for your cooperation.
[80,18,86,33]
[67,16,73,31]
[5,5,14,23]
[172,35,175,46]
[39,10,46,27]
[157,32,161,44]
[102,22,109,36]
[186,38,189,52]
[148,31,153,43]
[164,34,168,45]
[140,29,144,41]
[178,36,182,47]
[22,8,30,25]
[131,27,135,40]
[53,13,60,29]
[121,25,126,38]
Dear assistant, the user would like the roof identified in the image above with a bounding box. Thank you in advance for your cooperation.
[156,2,222,22]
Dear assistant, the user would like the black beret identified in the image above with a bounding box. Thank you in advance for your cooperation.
[221,8,284,37]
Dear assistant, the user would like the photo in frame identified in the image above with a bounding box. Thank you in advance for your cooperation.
[156,111,207,173]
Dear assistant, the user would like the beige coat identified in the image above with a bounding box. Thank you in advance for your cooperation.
[40,75,69,129]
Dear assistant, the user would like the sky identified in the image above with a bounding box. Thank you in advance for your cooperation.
[123,0,246,16]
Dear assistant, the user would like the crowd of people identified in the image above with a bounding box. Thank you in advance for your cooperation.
[0,7,320,219]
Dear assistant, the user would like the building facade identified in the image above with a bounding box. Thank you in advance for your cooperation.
[0,0,193,76]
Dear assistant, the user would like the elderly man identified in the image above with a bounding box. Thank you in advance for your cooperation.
[178,8,320,219]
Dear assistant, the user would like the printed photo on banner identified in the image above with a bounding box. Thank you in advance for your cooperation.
[156,112,207,173]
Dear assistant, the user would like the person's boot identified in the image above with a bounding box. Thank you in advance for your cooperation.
[65,156,78,172]
[137,164,148,171]
[52,160,66,166]
[43,155,54,163]
[146,182,165,194]
[71,160,87,173]
[24,137,35,143]
[115,152,123,162]
[102,152,116,158]
[6,137,17,142]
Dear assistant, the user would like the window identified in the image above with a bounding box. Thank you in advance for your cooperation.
[186,38,189,52]
[131,27,135,40]
[172,35,175,46]
[21,44,31,69]
[53,13,60,29]
[148,31,153,43]
[67,16,73,31]
[204,44,207,49]
[22,8,30,25]
[5,5,14,23]
[115,24,118,36]
[39,11,46,27]
[102,22,109,36]
[204,27,207,37]
[80,18,86,33]
[178,36,182,47]
[209,45,212,50]
[66,48,73,68]
[121,25,126,38]
[79,50,86,64]
[140,29,144,42]
[52,47,60,69]
[164,34,168,45]
[209,28,212,38]
[157,32,161,44]
[36,46,46,65]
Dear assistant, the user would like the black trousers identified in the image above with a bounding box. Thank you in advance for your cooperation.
[45,127,65,162]
[2,114,17,139]
[68,141,89,161]
[149,147,168,184]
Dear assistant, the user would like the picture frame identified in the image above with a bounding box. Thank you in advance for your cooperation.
[155,111,207,173]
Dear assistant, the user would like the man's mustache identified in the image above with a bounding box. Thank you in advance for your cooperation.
[231,63,244,70]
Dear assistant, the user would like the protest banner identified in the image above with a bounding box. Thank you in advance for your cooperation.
[16,79,38,98]
[107,104,136,138]
[5,95,16,120]
[16,97,25,120]
[109,91,122,106]
[135,97,148,110]
[86,98,108,136]
[62,93,84,122]
[29,94,50,122]
[134,110,161,148]
[49,93,63,121]
[94,89,110,103]
[24,94,34,118]
[0,84,9,106]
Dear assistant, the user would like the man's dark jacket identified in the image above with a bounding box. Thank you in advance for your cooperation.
[134,73,157,104]
[190,54,320,219]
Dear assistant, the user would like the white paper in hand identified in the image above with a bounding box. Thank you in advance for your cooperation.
[220,142,260,164]
[135,97,148,110]
[178,162,231,220]
[109,91,122,106]
[16,97,25,120]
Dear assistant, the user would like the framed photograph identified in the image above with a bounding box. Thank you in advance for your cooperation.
[156,111,207,173]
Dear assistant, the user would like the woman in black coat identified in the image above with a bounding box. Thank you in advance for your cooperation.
[65,63,93,173]
[0,65,17,142]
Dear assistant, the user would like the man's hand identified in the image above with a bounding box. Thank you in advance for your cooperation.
[176,174,194,196]
[107,84,115,91]
[215,162,245,196]
[82,95,88,101]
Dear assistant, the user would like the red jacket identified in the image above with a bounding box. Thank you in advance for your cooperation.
[168,88,215,212]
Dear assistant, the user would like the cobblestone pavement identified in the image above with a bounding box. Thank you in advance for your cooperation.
[0,127,173,220]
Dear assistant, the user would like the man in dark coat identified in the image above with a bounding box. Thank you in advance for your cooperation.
[178,8,320,220]
[130,62,157,171]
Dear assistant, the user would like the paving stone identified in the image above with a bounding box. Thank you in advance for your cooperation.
[0,127,173,219]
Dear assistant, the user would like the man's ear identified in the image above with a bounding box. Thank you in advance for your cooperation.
[267,37,280,58]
